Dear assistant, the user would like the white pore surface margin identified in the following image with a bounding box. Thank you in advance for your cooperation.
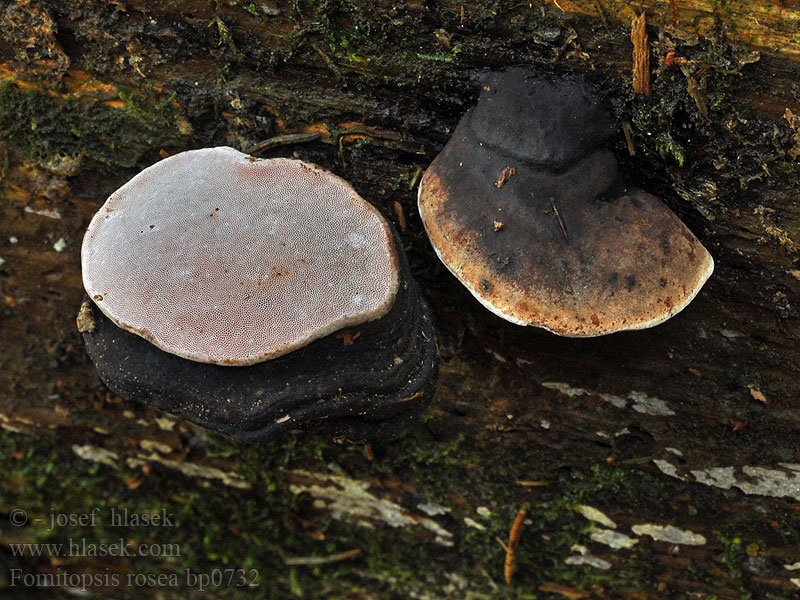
[82,147,399,365]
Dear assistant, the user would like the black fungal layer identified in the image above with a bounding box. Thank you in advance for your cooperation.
[472,68,617,167]
[82,232,439,443]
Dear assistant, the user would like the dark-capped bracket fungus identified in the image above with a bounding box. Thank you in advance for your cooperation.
[418,68,714,336]
[80,147,438,442]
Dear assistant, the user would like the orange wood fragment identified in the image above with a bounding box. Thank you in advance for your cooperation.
[631,13,651,95]
[538,584,591,598]
[504,508,526,584]
[393,201,407,232]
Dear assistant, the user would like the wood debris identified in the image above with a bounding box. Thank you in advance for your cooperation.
[76,301,96,333]
[284,548,361,566]
[681,66,708,118]
[784,108,800,159]
[538,583,590,598]
[552,202,568,242]
[668,0,679,26]
[408,167,423,191]
[495,166,516,188]
[335,330,361,346]
[504,508,526,584]
[246,132,321,155]
[311,42,341,80]
[516,480,549,487]
[622,122,635,156]
[434,28,452,48]
[631,13,651,96]
[394,201,407,232]
[593,0,609,28]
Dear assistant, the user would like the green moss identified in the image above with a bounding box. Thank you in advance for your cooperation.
[654,132,687,167]
[1,421,782,598]
[0,79,181,170]
[242,2,261,19]
[279,0,467,82]
[417,45,463,64]
[715,531,752,599]
[621,29,790,198]
[0,427,638,597]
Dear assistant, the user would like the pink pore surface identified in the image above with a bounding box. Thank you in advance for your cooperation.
[81,147,399,365]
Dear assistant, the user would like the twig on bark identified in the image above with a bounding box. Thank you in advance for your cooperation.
[284,548,361,566]
[393,201,407,232]
[311,42,342,82]
[622,122,636,156]
[681,66,709,118]
[334,124,402,170]
[504,508,527,584]
[246,133,322,155]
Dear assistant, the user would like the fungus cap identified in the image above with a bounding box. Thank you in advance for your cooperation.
[82,147,400,365]
[418,70,714,336]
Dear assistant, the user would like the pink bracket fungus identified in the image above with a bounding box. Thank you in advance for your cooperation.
[80,147,438,442]
[418,69,714,336]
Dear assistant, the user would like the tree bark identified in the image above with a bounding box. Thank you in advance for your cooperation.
[1,0,799,598]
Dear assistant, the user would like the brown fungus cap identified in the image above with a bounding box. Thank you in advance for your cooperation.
[418,70,714,336]
[82,147,400,365]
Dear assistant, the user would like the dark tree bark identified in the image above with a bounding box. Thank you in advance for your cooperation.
[1,1,799,598]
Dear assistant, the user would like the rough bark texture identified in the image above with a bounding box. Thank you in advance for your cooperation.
[1,1,799,598]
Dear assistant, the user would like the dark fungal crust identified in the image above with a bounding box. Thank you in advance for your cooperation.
[81,229,439,443]
[469,69,617,167]
[418,69,714,336]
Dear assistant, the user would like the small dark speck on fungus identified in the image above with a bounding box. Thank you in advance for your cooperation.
[418,68,713,336]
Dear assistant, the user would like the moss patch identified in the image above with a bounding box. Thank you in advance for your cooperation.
[0,79,181,170]
[2,402,799,598]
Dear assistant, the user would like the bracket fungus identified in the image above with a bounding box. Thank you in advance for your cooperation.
[418,68,714,336]
[80,147,438,442]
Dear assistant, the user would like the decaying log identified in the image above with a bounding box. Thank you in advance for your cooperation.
[1,1,799,598]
